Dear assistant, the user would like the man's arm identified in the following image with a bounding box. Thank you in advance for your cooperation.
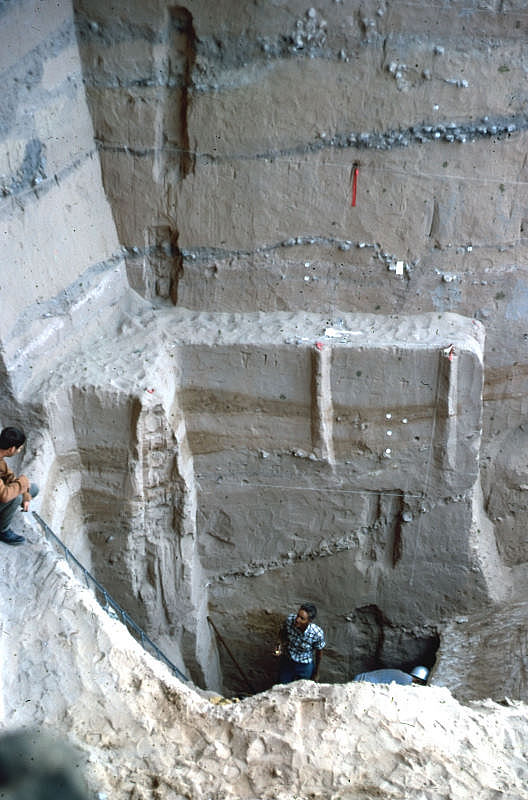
[274,620,288,655]
[0,474,30,504]
[313,648,323,681]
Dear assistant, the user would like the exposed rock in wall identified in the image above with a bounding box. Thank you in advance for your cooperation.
[41,363,221,688]
[483,423,528,565]
[434,596,528,704]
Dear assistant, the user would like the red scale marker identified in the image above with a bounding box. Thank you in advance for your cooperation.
[351,165,359,207]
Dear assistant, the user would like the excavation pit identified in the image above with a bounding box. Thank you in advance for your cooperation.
[37,310,490,695]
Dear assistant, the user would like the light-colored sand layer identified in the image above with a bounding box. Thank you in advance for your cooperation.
[1,514,527,800]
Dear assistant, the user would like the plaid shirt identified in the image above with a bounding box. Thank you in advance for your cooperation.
[284,613,326,663]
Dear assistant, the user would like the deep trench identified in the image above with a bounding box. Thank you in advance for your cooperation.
[22,1,497,698]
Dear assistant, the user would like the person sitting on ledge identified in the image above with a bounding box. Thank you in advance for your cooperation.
[0,426,38,545]
[275,602,326,684]
[353,665,430,686]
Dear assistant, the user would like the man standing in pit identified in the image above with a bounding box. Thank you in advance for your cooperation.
[0,427,38,545]
[276,603,326,684]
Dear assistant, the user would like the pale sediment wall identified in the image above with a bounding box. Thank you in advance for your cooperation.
[0,0,124,403]
[1,0,528,707]
[72,0,528,573]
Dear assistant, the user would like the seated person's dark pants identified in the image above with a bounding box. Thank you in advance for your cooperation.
[279,655,315,684]
[0,483,39,532]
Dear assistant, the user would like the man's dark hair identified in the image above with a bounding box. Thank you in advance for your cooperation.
[0,427,26,450]
[300,602,317,620]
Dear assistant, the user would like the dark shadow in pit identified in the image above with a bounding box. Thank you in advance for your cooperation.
[210,603,440,698]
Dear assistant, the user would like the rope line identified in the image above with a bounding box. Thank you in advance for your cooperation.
[197,479,424,499]
[207,616,255,694]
